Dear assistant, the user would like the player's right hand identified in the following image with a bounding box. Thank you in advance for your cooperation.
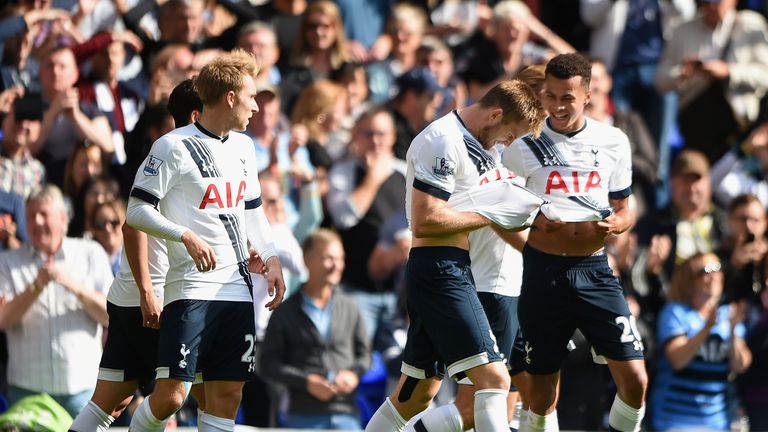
[181,230,217,272]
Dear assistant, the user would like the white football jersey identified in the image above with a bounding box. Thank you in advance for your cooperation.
[405,111,497,227]
[502,118,633,222]
[106,235,167,307]
[131,122,260,304]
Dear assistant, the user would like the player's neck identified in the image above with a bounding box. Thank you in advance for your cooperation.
[196,111,231,139]
[455,105,483,144]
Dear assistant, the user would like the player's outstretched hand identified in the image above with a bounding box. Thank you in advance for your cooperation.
[263,256,286,311]
[181,230,217,272]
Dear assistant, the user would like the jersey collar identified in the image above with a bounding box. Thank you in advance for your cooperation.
[546,117,587,138]
[194,121,229,142]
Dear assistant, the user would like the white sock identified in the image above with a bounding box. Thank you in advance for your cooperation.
[474,389,509,432]
[608,395,644,432]
[405,403,463,432]
[69,400,115,432]
[509,401,523,431]
[525,410,558,432]
[128,396,166,432]
[517,408,529,432]
[366,397,407,432]
[198,412,235,432]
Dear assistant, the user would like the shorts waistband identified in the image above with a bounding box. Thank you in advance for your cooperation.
[522,244,609,270]
[409,246,470,263]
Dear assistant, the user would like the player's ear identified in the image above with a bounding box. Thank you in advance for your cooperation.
[489,107,504,123]
[226,90,236,108]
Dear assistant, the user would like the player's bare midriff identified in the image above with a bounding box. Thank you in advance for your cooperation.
[527,221,607,256]
[412,232,471,250]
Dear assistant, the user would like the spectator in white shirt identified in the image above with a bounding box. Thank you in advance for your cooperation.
[0,184,112,417]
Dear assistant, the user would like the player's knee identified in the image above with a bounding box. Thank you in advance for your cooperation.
[152,392,186,418]
[471,364,511,391]
[618,366,648,406]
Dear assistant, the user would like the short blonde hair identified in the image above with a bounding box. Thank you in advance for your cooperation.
[196,49,259,105]
[478,79,546,137]
[27,184,70,222]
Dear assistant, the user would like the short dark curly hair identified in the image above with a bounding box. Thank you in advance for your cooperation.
[545,53,592,90]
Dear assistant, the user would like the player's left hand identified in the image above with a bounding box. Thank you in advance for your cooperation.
[263,256,286,311]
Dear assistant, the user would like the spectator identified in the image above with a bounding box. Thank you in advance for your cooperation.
[655,0,768,163]
[633,149,726,319]
[260,228,371,430]
[78,38,144,166]
[0,189,27,251]
[280,1,351,115]
[388,67,442,160]
[33,46,113,188]
[88,199,125,275]
[326,107,406,344]
[650,252,752,431]
[329,61,371,125]
[0,94,46,199]
[290,79,348,169]
[711,93,768,208]
[237,21,282,87]
[62,142,106,237]
[416,35,468,117]
[0,184,111,417]
[716,194,768,327]
[366,3,428,104]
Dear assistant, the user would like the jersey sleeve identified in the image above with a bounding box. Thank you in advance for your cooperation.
[657,303,688,345]
[411,134,461,200]
[129,136,184,207]
[608,131,633,200]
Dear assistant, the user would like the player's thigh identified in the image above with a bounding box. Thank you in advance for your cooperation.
[518,246,577,375]
[198,301,257,383]
[573,265,645,363]
[156,300,208,382]
[477,293,517,371]
[99,303,160,384]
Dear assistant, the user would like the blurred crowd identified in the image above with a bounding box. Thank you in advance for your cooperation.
[0,0,767,430]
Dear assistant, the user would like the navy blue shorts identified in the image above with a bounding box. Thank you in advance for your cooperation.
[401,247,503,380]
[99,302,159,383]
[477,293,517,373]
[157,299,256,382]
[518,245,644,375]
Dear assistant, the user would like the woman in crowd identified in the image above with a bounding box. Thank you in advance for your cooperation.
[650,252,752,431]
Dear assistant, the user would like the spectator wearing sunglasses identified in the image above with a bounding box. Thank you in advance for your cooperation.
[88,200,125,276]
[650,252,752,431]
